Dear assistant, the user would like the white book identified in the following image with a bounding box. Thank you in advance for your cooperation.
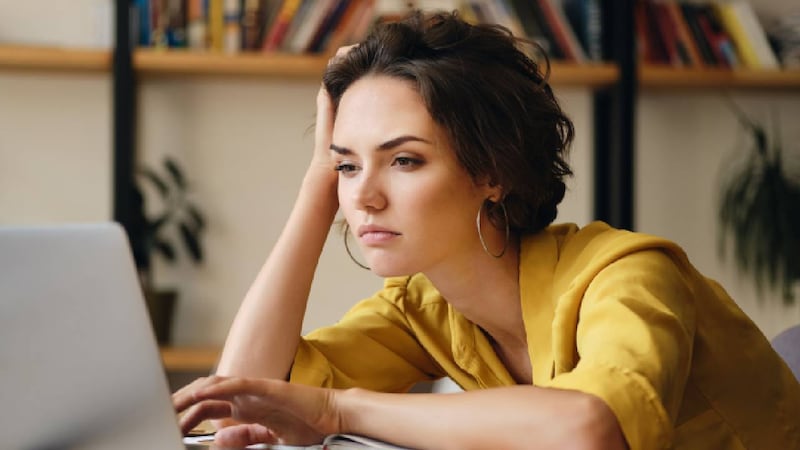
[729,0,779,69]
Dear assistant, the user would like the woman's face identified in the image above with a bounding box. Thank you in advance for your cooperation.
[332,75,499,277]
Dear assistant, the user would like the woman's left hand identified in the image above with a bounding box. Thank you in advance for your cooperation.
[173,376,343,447]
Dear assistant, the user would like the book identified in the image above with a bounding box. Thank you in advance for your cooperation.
[224,0,242,53]
[562,0,602,61]
[697,3,740,68]
[208,0,225,51]
[307,0,353,53]
[285,0,337,54]
[538,0,587,62]
[510,0,562,59]
[135,0,152,46]
[680,3,718,65]
[714,0,779,69]
[186,0,208,50]
[651,1,686,66]
[323,0,375,52]
[664,1,703,67]
[262,0,304,51]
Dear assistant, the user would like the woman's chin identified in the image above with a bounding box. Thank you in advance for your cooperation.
[367,261,415,278]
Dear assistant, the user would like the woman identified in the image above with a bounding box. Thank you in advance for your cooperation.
[174,11,800,450]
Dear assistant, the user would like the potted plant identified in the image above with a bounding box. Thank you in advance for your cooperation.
[717,103,800,304]
[129,156,206,343]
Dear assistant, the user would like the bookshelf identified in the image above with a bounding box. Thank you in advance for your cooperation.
[640,65,800,89]
[0,45,110,73]
[4,45,799,91]
[133,48,620,86]
[135,49,327,78]
[0,45,618,86]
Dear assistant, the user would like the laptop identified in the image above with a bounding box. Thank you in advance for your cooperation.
[0,223,192,449]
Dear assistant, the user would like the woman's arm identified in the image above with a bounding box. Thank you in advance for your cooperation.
[215,86,339,381]
[174,377,627,450]
[338,385,627,450]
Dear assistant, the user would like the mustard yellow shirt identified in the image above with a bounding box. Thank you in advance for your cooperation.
[290,222,800,449]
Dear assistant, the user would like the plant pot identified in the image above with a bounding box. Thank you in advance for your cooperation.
[144,289,177,345]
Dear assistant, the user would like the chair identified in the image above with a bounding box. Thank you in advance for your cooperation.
[772,324,800,381]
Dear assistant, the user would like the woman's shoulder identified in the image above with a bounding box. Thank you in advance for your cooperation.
[531,221,694,285]
[542,221,687,263]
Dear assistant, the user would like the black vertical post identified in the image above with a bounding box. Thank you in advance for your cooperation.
[113,0,137,234]
[594,1,636,230]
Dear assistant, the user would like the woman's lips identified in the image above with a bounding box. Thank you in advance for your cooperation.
[358,225,400,245]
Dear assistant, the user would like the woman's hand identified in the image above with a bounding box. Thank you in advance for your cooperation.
[309,45,358,175]
[173,376,343,447]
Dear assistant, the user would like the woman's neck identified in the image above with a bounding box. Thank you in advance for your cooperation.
[424,237,526,346]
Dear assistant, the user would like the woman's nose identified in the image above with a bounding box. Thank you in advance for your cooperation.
[353,171,387,211]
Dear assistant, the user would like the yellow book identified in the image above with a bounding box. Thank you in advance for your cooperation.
[208,0,224,52]
[714,2,759,69]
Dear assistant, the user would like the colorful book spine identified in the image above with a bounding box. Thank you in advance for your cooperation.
[136,0,152,46]
[208,0,224,51]
[187,0,207,50]
[664,1,703,67]
[223,0,241,53]
[262,0,303,52]
[714,1,779,69]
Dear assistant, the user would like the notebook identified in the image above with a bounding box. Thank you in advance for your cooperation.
[0,223,190,449]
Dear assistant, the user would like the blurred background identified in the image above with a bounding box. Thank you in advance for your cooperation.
[1,0,798,383]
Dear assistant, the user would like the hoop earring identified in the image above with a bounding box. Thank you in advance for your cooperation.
[476,200,510,258]
[343,223,370,270]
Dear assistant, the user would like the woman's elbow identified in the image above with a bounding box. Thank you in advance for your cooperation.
[572,393,628,450]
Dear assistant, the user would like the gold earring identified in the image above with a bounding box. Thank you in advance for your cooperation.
[343,223,370,270]
[476,200,509,258]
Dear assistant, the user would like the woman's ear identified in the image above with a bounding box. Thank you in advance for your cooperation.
[475,175,504,202]
[485,183,505,204]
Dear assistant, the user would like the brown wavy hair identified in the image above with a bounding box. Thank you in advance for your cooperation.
[323,10,574,235]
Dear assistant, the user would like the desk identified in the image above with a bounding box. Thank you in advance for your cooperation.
[160,347,221,391]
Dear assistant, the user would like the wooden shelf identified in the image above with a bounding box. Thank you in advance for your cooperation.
[640,65,800,90]
[0,45,110,73]
[160,346,221,372]
[134,48,329,78]
[548,62,619,87]
[134,48,619,86]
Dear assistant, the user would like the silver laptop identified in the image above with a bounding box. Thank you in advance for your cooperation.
[0,223,186,449]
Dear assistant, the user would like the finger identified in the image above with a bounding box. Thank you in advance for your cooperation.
[191,377,266,404]
[215,423,277,448]
[179,400,233,435]
[315,87,335,152]
[173,375,228,412]
[335,44,357,59]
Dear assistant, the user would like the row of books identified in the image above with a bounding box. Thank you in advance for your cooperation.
[132,0,604,62]
[134,0,376,54]
[636,0,781,70]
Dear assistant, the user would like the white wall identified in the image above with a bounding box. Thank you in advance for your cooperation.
[636,90,800,339]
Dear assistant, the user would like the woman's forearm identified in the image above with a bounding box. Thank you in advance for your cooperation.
[215,168,338,380]
[337,385,627,450]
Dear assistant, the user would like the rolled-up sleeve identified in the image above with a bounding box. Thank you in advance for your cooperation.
[290,282,443,392]
[546,250,696,450]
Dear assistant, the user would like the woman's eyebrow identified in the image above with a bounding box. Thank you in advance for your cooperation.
[330,135,432,155]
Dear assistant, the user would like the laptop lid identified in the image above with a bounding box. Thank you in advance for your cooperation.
[0,223,184,449]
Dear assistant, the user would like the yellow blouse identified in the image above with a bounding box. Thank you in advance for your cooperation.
[290,222,800,449]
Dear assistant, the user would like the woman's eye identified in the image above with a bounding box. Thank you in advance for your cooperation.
[393,157,422,168]
[334,163,358,173]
